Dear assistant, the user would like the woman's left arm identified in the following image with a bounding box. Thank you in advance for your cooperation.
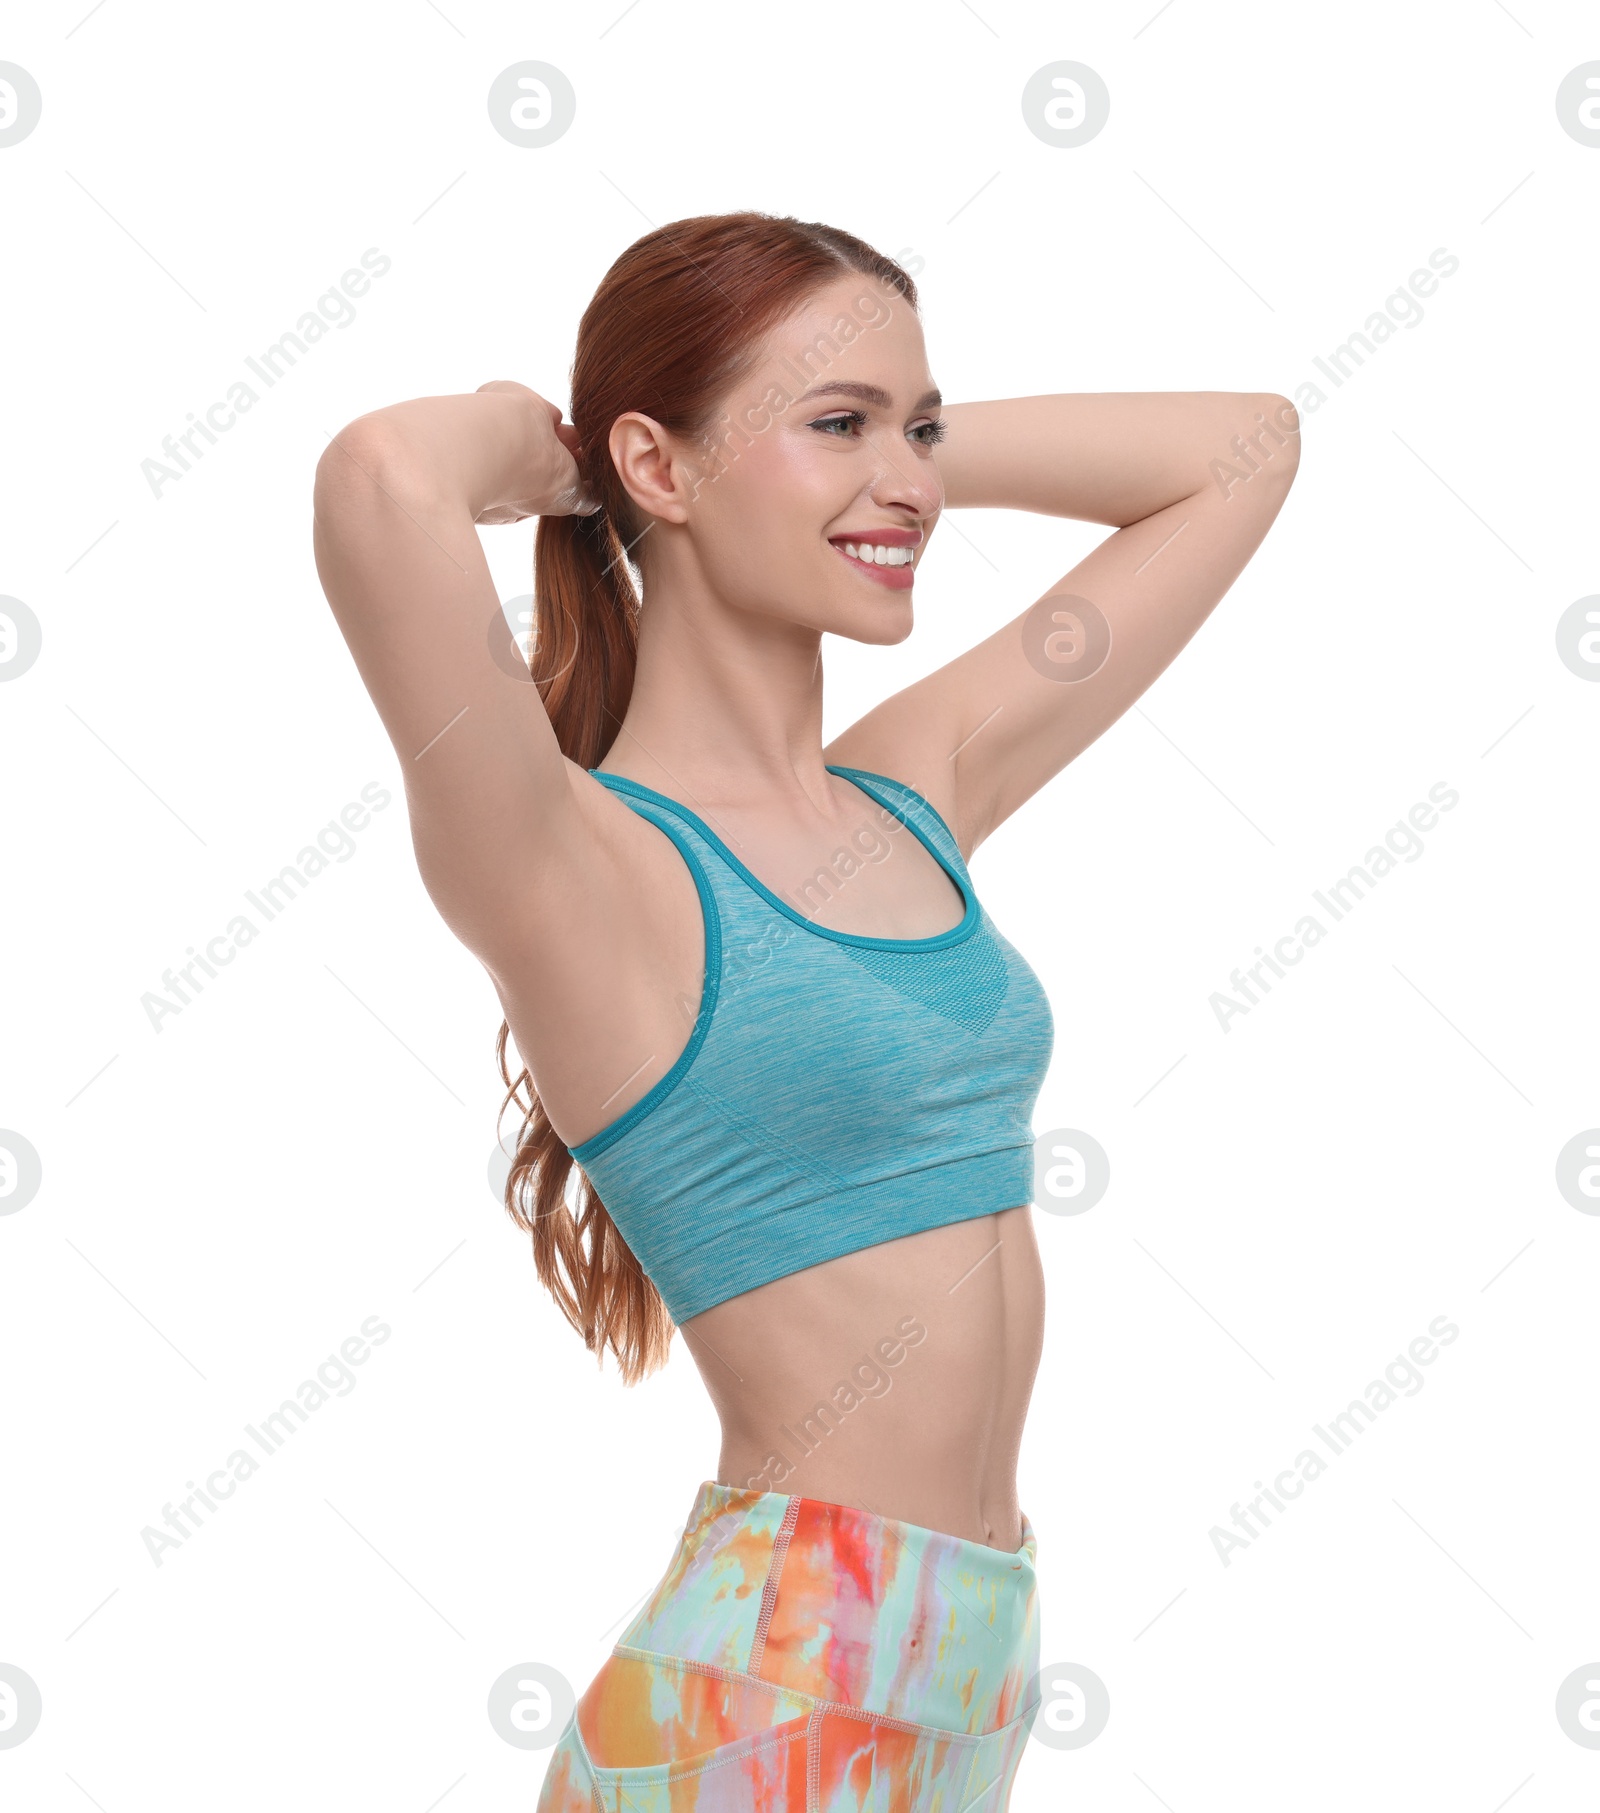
[827,390,1302,854]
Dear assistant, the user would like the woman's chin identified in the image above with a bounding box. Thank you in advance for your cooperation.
[824,601,915,648]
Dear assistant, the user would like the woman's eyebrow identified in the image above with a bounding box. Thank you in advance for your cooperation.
[794,380,943,412]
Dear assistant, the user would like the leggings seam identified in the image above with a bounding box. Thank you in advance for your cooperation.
[611,1642,996,1746]
[612,1644,803,1709]
[746,1493,801,1675]
[573,1707,810,1787]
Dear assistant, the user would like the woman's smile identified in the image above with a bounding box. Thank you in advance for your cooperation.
[828,528,921,590]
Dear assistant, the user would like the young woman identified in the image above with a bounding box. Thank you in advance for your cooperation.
[312,212,1300,1809]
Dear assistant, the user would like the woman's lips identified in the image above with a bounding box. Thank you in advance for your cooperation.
[830,541,915,591]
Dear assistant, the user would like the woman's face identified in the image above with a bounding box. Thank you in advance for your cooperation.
[618,269,946,645]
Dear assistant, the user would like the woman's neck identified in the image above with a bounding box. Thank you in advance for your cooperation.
[603,581,835,810]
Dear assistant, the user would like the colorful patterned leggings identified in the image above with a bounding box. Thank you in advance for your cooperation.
[536,1480,1042,1811]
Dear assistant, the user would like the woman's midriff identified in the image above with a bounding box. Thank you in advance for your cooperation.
[678,1205,1045,1551]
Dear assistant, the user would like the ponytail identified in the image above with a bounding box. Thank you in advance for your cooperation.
[527,506,639,770]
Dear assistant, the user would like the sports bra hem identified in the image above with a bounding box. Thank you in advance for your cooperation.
[586,764,981,954]
[566,813,724,1165]
[666,1149,1038,1323]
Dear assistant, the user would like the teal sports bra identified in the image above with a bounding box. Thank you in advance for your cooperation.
[566,764,1055,1323]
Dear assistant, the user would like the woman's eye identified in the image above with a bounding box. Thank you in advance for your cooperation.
[813,410,868,437]
[811,411,947,446]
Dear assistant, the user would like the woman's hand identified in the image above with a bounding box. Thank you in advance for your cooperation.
[472,380,601,526]
[319,384,600,526]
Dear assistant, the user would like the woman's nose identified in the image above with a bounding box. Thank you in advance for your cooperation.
[869,458,942,519]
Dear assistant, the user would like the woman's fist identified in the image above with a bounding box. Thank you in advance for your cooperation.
[472,381,601,525]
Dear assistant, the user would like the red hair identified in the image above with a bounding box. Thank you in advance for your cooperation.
[496,212,920,1382]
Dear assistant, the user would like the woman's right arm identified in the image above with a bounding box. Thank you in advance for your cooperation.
[311,386,594,963]
[313,385,707,1149]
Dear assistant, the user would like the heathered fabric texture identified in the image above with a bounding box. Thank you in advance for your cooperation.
[567,765,1055,1323]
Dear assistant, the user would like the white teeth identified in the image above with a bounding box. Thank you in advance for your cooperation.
[843,541,913,567]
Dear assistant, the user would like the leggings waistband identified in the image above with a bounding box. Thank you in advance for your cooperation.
[617,1480,1041,1738]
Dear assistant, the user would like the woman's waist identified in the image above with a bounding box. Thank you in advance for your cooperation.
[708,1328,1037,1544]
[717,1440,1029,1554]
[686,1207,1045,1491]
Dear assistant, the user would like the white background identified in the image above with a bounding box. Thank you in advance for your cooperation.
[3,1,1597,1807]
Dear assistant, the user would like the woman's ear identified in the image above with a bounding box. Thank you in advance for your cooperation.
[609,411,691,526]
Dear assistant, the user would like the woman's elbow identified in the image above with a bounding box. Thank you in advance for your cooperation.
[1257,392,1303,480]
